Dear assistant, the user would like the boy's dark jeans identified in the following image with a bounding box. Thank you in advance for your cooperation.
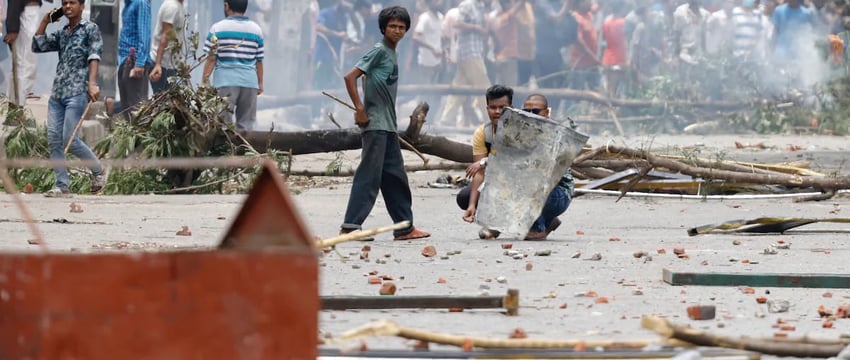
[342,130,415,237]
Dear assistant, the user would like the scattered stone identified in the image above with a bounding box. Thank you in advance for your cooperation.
[512,255,524,260]
[437,277,447,284]
[367,277,382,284]
[176,226,192,236]
[479,283,490,290]
[774,332,788,338]
[767,300,790,313]
[779,325,796,332]
[755,312,766,318]
[824,320,834,328]
[440,256,450,260]
[742,259,750,264]
[501,243,513,249]
[633,251,648,258]
[505,250,519,256]
[588,253,602,261]
[673,247,686,255]
[678,254,689,259]
[69,202,83,213]
[756,296,768,304]
[763,246,778,255]
[412,341,429,351]
[379,282,396,295]
[384,253,391,258]
[824,292,833,298]
[359,252,369,260]
[700,260,709,266]
[657,249,666,254]
[375,259,386,264]
[545,291,557,299]
[571,251,581,259]
[361,245,372,252]
[479,290,490,296]
[837,305,850,318]
[216,216,226,220]
[496,276,507,284]
[729,258,739,262]
[632,290,644,296]
[775,243,790,250]
[421,245,437,257]
[449,308,464,313]
[687,305,716,320]
[609,236,621,241]
[585,291,598,297]
[595,297,609,304]
[22,183,34,194]
[508,328,528,339]
[732,239,741,246]
[559,303,568,309]
[381,275,394,281]
[352,264,361,269]
[534,250,552,256]
[741,287,755,294]
[525,262,533,271]
[819,305,834,317]
[27,239,41,245]
[576,230,585,235]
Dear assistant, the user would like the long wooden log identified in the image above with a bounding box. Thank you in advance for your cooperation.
[642,316,846,358]
[258,85,752,111]
[605,145,850,191]
[244,129,474,163]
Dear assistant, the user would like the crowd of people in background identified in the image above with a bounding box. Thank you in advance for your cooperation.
[308,0,850,126]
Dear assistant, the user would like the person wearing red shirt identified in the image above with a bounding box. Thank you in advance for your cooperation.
[569,0,599,90]
[602,2,628,98]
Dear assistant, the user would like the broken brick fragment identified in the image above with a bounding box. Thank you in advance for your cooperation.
[824,320,834,328]
[449,307,464,313]
[368,270,379,276]
[508,328,528,339]
[837,305,850,318]
[756,296,768,304]
[774,333,788,338]
[657,249,666,254]
[677,254,689,259]
[412,341,430,350]
[585,290,598,298]
[501,243,513,249]
[176,226,192,236]
[367,277,382,284]
[576,230,585,235]
[69,203,83,213]
[22,183,34,194]
[687,305,716,320]
[741,287,755,294]
[379,282,396,295]
[595,297,609,304]
[559,303,567,309]
[823,292,833,298]
[525,262,533,271]
[437,277,447,284]
[573,343,587,352]
[421,245,437,257]
[381,275,394,281]
[779,325,796,332]
[609,236,621,242]
[361,245,371,252]
[818,305,834,317]
[461,339,473,352]
[741,259,750,264]
[359,252,369,260]
[673,247,685,255]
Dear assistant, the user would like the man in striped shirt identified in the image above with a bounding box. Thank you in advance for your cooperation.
[202,0,264,131]
[732,0,767,61]
[116,0,151,120]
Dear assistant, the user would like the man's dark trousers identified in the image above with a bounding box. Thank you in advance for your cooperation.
[117,60,150,119]
[342,130,414,237]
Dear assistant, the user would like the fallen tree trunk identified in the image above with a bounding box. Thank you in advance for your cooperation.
[606,145,850,191]
[258,85,753,111]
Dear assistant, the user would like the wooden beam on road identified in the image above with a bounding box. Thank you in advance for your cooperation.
[663,268,850,289]
[322,289,519,315]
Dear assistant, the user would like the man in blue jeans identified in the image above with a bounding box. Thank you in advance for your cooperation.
[33,0,105,197]
[339,6,430,241]
[456,91,572,240]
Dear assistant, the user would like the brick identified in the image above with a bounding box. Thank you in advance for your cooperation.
[421,245,437,258]
[576,230,585,235]
[175,226,192,236]
[657,249,666,254]
[449,307,464,313]
[22,183,33,194]
[437,277,446,284]
[361,245,371,252]
[818,305,833,317]
[525,262,533,271]
[508,328,527,339]
[823,292,833,298]
[780,325,796,332]
[609,236,621,242]
[741,287,755,294]
[823,320,834,328]
[461,339,473,352]
[687,305,716,320]
[367,277,382,284]
[379,282,396,295]
[756,296,768,304]
[501,243,513,249]
[673,247,685,255]
[559,303,567,309]
[595,297,609,304]
[774,332,788,338]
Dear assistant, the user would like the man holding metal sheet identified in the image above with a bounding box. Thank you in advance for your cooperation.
[456,86,573,240]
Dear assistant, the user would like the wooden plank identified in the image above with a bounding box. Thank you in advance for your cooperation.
[663,268,850,289]
[322,289,518,314]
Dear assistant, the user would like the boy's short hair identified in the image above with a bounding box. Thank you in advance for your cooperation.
[486,85,514,105]
[378,6,411,35]
[226,0,249,13]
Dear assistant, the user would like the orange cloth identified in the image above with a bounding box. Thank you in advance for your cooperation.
[569,11,598,69]
[829,34,844,65]
[492,2,536,61]
[602,17,627,66]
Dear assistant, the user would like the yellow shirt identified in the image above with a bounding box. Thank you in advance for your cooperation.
[471,124,495,156]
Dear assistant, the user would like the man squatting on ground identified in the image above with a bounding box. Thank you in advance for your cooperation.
[33,0,105,197]
[203,0,264,131]
[456,85,573,240]
[339,5,430,241]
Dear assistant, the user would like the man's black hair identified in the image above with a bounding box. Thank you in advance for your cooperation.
[486,85,514,105]
[526,93,548,108]
[378,6,411,35]
[226,0,248,13]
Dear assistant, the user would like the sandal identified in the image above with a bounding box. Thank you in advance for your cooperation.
[545,217,562,235]
[394,227,431,241]
[44,188,72,198]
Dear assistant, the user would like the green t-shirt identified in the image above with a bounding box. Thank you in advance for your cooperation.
[355,40,399,132]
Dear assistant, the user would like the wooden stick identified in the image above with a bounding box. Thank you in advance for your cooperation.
[642,316,847,358]
[336,320,675,350]
[321,91,430,166]
[9,44,20,106]
[63,101,94,154]
[316,221,410,248]
[290,162,467,177]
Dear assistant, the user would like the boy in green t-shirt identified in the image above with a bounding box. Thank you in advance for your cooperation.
[339,6,431,241]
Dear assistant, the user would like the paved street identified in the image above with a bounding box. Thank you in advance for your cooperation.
[2,134,850,353]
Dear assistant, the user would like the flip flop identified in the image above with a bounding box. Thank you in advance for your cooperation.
[545,217,562,235]
[394,227,431,241]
